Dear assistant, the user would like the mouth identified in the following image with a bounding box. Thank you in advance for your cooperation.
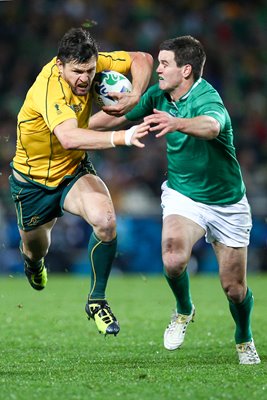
[75,84,90,95]
[78,83,89,90]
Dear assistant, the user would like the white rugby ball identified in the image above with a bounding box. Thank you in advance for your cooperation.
[92,70,132,107]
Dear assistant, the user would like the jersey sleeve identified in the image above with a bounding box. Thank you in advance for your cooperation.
[96,51,132,75]
[195,92,227,130]
[126,86,156,121]
[202,104,226,129]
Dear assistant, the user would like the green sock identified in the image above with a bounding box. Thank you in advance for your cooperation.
[228,288,253,344]
[88,233,117,301]
[164,268,193,314]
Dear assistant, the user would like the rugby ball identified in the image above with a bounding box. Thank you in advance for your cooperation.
[92,70,132,107]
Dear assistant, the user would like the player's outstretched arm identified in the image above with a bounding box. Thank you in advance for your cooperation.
[54,118,150,150]
[144,109,220,139]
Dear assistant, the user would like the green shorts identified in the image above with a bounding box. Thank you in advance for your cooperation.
[9,158,96,231]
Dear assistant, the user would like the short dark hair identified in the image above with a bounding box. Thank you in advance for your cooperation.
[57,27,98,64]
[159,36,206,80]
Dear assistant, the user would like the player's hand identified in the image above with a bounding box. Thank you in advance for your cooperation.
[102,92,140,117]
[128,122,150,148]
[144,109,178,137]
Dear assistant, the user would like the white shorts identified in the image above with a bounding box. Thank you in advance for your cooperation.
[161,181,252,247]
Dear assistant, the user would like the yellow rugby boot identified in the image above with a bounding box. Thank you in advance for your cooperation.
[85,300,120,336]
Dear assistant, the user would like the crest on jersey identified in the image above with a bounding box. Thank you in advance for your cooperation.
[54,103,62,115]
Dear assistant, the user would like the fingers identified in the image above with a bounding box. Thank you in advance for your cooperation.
[132,134,147,148]
[107,91,125,99]
[131,119,168,146]
[133,141,145,148]
[155,130,167,137]
[103,109,125,117]
[149,124,162,132]
[102,102,124,112]
[101,93,131,116]
[144,115,163,127]
[131,122,150,148]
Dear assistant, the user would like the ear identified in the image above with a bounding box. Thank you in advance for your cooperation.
[182,64,192,79]
[56,58,63,74]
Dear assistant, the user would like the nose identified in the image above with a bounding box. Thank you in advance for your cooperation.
[79,72,89,82]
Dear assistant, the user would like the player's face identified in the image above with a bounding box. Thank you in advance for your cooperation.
[57,57,97,96]
[156,50,190,95]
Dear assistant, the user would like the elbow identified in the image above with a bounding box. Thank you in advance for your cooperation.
[144,52,154,69]
[142,52,154,76]
[134,51,154,70]
[208,118,220,140]
[58,136,75,150]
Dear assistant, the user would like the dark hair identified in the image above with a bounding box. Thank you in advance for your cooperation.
[159,36,206,80]
[57,27,98,64]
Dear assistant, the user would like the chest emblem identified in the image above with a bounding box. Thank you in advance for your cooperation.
[70,103,82,113]
[54,103,62,115]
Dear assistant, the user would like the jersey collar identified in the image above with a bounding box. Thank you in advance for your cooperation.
[180,78,202,101]
[164,77,202,103]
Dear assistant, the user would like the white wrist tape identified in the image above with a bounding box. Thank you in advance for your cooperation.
[110,131,116,147]
[125,125,138,146]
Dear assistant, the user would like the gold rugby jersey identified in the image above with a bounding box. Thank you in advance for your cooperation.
[12,51,131,188]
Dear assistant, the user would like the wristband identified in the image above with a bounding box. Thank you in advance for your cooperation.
[125,125,138,146]
[110,131,116,147]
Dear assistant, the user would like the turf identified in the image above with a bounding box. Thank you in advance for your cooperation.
[0,273,266,400]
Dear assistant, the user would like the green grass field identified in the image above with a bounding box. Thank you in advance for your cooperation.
[0,273,266,400]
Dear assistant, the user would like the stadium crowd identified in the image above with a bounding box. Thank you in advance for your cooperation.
[0,0,267,274]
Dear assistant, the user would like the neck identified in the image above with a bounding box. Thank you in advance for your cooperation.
[170,79,194,101]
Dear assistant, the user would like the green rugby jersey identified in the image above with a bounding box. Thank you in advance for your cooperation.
[126,78,245,205]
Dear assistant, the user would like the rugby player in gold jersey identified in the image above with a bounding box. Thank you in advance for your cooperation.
[9,27,153,336]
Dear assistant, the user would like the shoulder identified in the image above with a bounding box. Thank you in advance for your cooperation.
[196,79,223,101]
[194,80,229,127]
[187,79,225,111]
[38,57,59,79]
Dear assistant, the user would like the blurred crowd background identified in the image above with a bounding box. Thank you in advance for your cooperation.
[1,0,267,275]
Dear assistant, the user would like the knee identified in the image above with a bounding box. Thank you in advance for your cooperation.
[93,211,117,242]
[163,250,189,278]
[222,282,246,303]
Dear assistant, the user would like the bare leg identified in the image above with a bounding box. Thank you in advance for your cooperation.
[162,215,204,312]
[213,242,253,343]
[19,219,57,261]
[63,173,119,335]
[162,215,205,350]
[19,219,56,291]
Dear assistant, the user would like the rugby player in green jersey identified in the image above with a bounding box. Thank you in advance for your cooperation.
[89,35,260,363]
[9,27,153,337]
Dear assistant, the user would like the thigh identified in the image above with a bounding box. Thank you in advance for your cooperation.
[161,181,207,231]
[161,181,206,255]
[9,173,63,231]
[204,195,252,247]
[162,214,205,257]
[213,241,247,285]
[63,174,115,226]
